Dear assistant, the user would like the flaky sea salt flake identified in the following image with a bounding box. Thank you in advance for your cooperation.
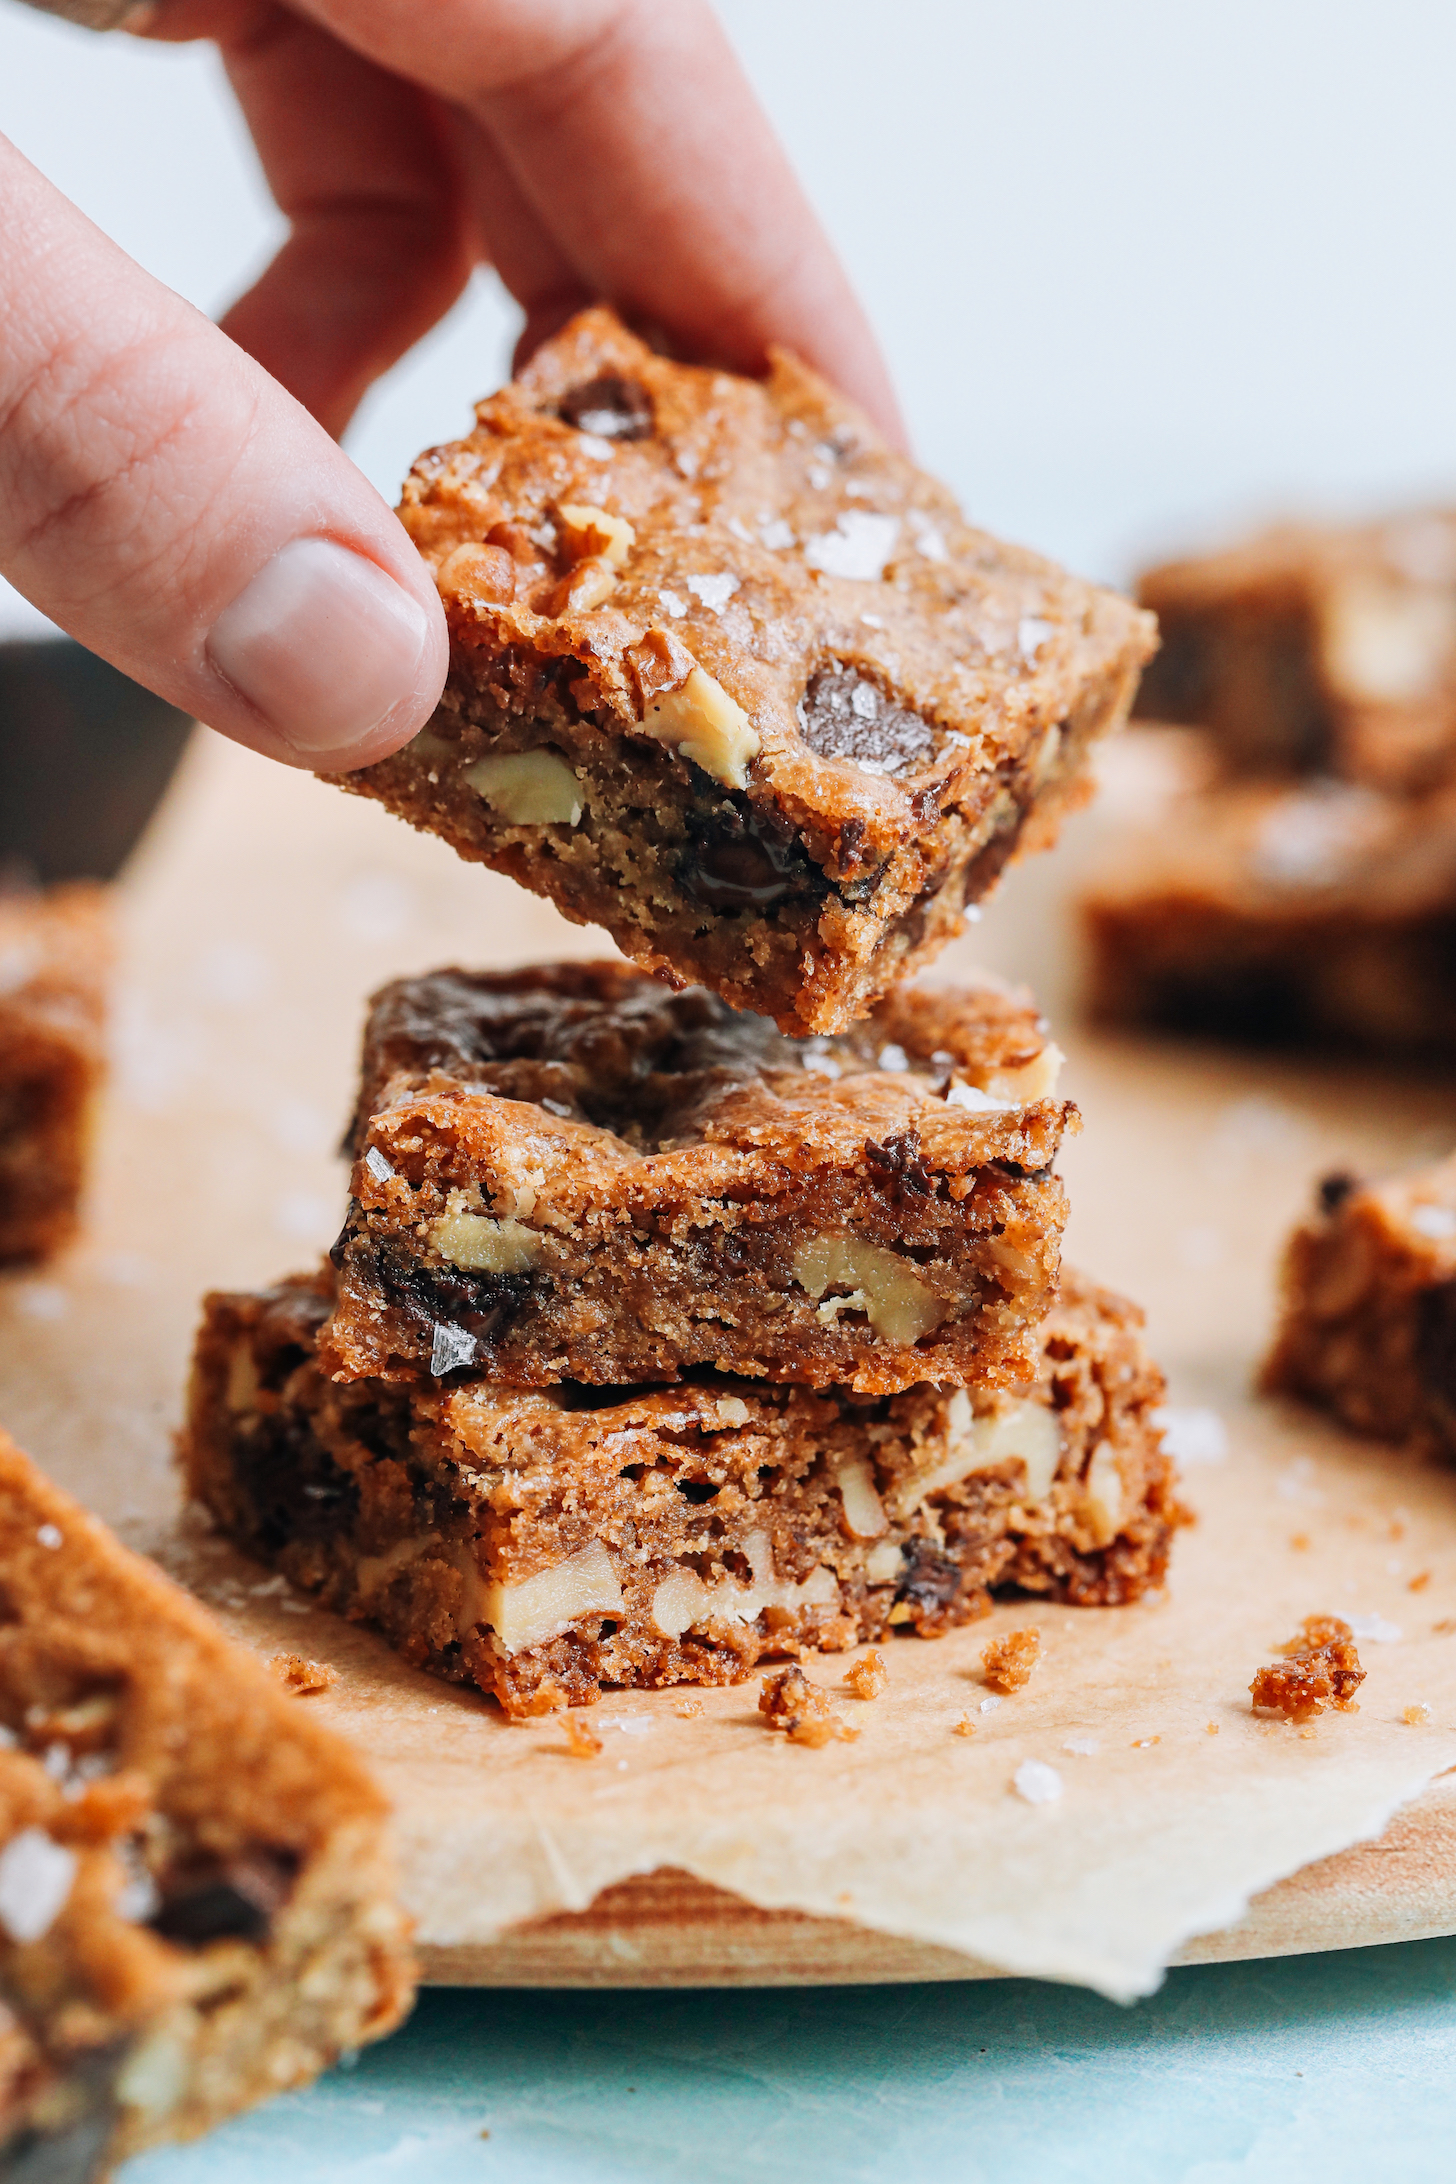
[0,1830,77,1942]
[1013,1760,1063,1806]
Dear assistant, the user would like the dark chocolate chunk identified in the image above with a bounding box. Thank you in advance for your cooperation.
[864,1130,935,1204]
[1317,1170,1361,1215]
[892,1539,966,1625]
[679,799,826,914]
[556,375,654,441]
[796,664,936,775]
[150,1848,298,1947]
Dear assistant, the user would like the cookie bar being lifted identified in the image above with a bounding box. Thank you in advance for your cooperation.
[1081,763,1456,1052]
[0,1431,412,2180]
[324,961,1075,1396]
[184,1270,1181,1719]
[0,886,109,1264]
[1263,1155,1456,1457]
[331,309,1154,1034]
[1136,510,1456,793]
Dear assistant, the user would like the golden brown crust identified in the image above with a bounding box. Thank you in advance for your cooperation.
[332,308,1154,1033]
[181,1266,1182,1719]
[0,886,110,1264]
[1250,1616,1365,1722]
[326,961,1076,1394]
[0,1430,413,2173]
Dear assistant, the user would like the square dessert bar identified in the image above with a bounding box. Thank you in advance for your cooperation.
[0,885,109,1263]
[0,1431,412,2179]
[1080,764,1456,1052]
[1136,510,1456,793]
[332,308,1154,1034]
[324,960,1076,1396]
[1263,1156,1456,1456]
[184,1269,1180,1719]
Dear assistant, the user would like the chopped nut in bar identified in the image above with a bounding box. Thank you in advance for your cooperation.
[330,308,1154,1034]
[180,1267,1182,1718]
[1263,1154,1456,1457]
[326,959,1074,1396]
[1136,510,1456,794]
[0,886,110,1264]
[0,1429,412,2179]
[759,1666,857,1747]
[1250,1616,1365,1723]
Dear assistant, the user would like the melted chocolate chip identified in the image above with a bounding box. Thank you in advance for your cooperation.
[150,1848,299,1947]
[796,665,936,775]
[679,801,826,914]
[1318,1170,1361,1215]
[864,1130,935,1204]
[557,375,653,440]
[893,1539,963,1614]
[371,1241,536,1360]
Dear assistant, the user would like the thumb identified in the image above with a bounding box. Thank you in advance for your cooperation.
[0,132,446,771]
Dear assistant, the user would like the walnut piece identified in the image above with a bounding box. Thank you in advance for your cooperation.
[641,658,761,790]
[1250,1614,1364,1723]
[792,1234,946,1347]
[758,1665,859,1747]
[463,748,584,827]
[436,541,517,607]
[556,502,635,568]
[981,1627,1043,1693]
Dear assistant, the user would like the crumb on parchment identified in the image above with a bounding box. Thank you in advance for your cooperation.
[1408,1572,1431,1593]
[269,1652,336,1696]
[1206,1722,1220,1735]
[559,1715,603,1759]
[759,1665,859,1747]
[844,1651,887,1701]
[952,1716,977,1738]
[674,1698,704,1719]
[1404,1703,1433,1725]
[1250,1615,1364,1724]
[981,1628,1042,1693]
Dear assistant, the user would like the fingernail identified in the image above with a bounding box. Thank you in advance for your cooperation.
[207,537,432,758]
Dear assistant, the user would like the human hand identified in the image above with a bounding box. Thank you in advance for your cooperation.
[3,0,901,772]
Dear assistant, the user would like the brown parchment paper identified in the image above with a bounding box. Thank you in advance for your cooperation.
[5,730,1456,2002]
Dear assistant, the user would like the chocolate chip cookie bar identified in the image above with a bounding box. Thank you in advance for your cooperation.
[0,886,109,1264]
[1080,765,1456,1051]
[183,1268,1180,1718]
[324,960,1075,1396]
[1263,1157,1456,1456]
[1136,511,1456,792]
[0,1429,412,2179]
[331,308,1154,1034]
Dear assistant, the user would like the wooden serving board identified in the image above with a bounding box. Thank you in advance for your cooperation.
[7,730,1456,1996]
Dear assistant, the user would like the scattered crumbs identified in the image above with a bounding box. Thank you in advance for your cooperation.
[1206,1722,1220,1735]
[673,1698,704,1719]
[979,1695,1002,1715]
[1348,1613,1402,1644]
[981,1628,1042,1693]
[1131,1735,1162,1749]
[1409,1571,1432,1593]
[1404,1703,1433,1726]
[758,1665,859,1748]
[1251,1616,1364,1724]
[1063,1736,1099,1757]
[1389,1519,1407,1542]
[35,1526,62,1552]
[1290,1533,1311,1553]
[1297,1725,1319,1742]
[952,1716,977,1738]
[1012,1760,1062,1807]
[844,1651,887,1701]
[559,1716,603,1760]
[1434,1619,1456,1636]
[269,1653,335,1697]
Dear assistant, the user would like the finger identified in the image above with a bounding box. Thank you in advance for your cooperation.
[216,6,476,437]
[435,113,589,371]
[0,134,446,771]
[252,0,908,444]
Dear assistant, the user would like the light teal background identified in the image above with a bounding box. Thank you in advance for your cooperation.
[123,1941,1456,2183]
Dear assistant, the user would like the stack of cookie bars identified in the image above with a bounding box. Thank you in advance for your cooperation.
[181,311,1183,1717]
[1083,510,1456,1053]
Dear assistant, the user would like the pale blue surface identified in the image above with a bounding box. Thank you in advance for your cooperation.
[122,1939,1456,2184]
